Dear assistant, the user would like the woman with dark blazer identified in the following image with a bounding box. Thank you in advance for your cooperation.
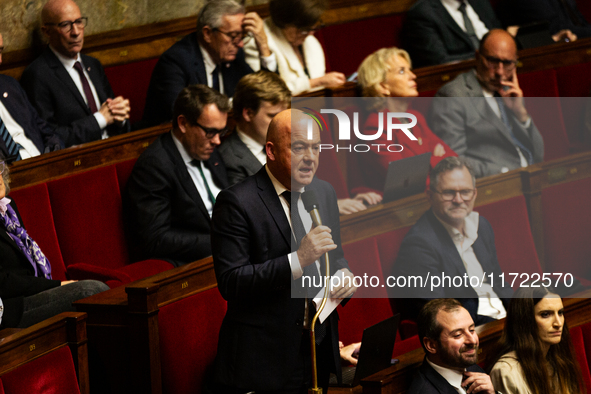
[0,155,108,328]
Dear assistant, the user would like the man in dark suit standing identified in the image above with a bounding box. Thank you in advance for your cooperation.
[402,0,501,68]
[219,71,291,186]
[142,0,276,127]
[211,109,356,393]
[392,157,512,326]
[127,85,229,267]
[0,34,62,162]
[407,299,498,394]
[20,0,130,148]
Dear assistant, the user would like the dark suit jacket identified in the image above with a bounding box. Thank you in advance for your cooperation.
[0,200,60,328]
[218,131,263,186]
[142,33,254,127]
[407,358,487,394]
[211,169,349,390]
[0,74,62,159]
[391,209,513,323]
[20,47,129,148]
[430,71,544,178]
[402,0,501,68]
[501,0,591,38]
[126,132,228,266]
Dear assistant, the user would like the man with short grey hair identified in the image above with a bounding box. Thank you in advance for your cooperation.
[143,0,276,127]
[391,157,512,326]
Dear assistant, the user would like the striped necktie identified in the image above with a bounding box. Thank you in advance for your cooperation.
[0,115,22,161]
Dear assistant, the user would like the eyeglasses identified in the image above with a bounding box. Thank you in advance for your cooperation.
[298,23,324,37]
[194,121,228,139]
[45,17,88,33]
[481,54,517,71]
[435,189,475,201]
[213,28,253,45]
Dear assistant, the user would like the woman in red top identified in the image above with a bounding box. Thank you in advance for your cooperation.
[356,47,456,191]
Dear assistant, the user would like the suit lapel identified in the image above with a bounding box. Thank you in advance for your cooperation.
[231,133,265,175]
[463,72,517,146]
[191,36,209,86]
[421,359,464,394]
[44,49,90,114]
[269,21,306,76]
[161,133,211,220]
[255,168,292,248]
[431,0,474,48]
[81,55,107,103]
[205,150,229,189]
[427,210,468,276]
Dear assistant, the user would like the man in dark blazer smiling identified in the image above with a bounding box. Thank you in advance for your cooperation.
[20,0,130,148]
[127,85,229,267]
[211,109,356,393]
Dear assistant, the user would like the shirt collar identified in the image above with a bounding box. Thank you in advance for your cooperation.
[0,197,11,216]
[49,45,81,70]
[171,131,194,165]
[199,42,218,76]
[266,165,304,196]
[426,357,466,391]
[441,0,464,9]
[236,128,265,155]
[434,210,479,242]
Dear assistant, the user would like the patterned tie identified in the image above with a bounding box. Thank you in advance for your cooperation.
[282,191,327,344]
[211,65,220,92]
[191,160,217,205]
[73,61,98,113]
[494,96,534,165]
[458,1,481,50]
[0,115,22,161]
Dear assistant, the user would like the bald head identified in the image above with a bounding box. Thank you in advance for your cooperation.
[475,29,518,93]
[266,109,321,190]
[42,0,84,59]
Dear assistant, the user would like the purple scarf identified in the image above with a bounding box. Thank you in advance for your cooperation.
[0,202,52,279]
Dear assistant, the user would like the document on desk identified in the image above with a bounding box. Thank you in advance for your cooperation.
[312,270,345,323]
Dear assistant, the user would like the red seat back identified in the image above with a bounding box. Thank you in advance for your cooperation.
[556,63,591,145]
[570,325,591,392]
[320,14,406,75]
[104,58,159,126]
[158,288,227,394]
[541,178,591,280]
[315,113,350,199]
[47,166,130,270]
[9,184,68,281]
[1,346,80,394]
[476,196,542,284]
[519,69,559,97]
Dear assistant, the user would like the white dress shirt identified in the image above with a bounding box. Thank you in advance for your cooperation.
[237,128,266,165]
[440,0,489,39]
[49,46,108,139]
[427,358,468,394]
[172,132,222,217]
[0,101,41,159]
[435,211,506,320]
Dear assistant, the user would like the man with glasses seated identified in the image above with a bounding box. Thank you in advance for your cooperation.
[127,85,230,266]
[429,29,543,178]
[20,0,130,148]
[142,0,276,128]
[391,157,512,326]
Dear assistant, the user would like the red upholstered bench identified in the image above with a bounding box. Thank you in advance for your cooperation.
[10,162,173,287]
[0,312,89,394]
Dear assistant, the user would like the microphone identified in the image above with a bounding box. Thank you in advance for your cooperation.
[302,190,322,227]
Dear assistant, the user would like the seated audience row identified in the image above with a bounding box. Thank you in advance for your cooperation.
[0,156,108,329]
[408,293,583,394]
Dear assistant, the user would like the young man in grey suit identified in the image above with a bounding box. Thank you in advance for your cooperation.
[20,0,130,148]
[219,71,291,186]
[429,29,544,178]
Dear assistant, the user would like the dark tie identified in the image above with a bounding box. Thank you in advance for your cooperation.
[191,160,216,205]
[211,65,220,92]
[73,61,98,113]
[494,96,534,165]
[282,191,327,344]
[458,1,481,50]
[0,115,22,161]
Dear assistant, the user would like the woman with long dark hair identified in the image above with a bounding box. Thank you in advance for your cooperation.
[489,286,584,394]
